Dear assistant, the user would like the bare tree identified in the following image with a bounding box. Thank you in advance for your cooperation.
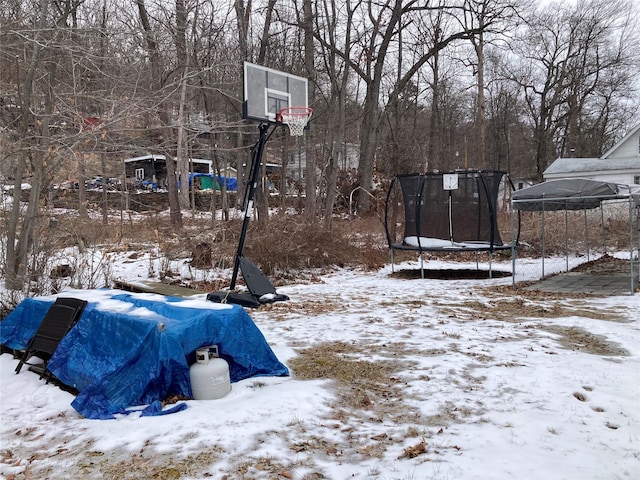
[511,0,639,179]
[3,0,85,291]
[313,0,505,212]
[484,48,524,173]
[302,0,317,218]
[557,0,639,158]
[135,0,183,227]
[175,0,190,211]
[312,0,355,227]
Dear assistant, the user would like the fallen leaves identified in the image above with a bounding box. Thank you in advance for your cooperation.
[400,438,427,459]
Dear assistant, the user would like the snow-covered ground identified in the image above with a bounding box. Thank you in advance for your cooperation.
[1,254,639,479]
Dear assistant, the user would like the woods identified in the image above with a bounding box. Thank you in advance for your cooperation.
[1,0,639,292]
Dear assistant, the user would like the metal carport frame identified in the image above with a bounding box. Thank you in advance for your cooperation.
[511,179,640,294]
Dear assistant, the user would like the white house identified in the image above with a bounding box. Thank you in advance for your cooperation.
[286,142,360,181]
[544,123,640,185]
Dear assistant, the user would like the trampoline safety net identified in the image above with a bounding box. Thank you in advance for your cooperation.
[384,170,516,252]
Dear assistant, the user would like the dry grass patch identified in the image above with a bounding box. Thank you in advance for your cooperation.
[73,449,221,480]
[244,215,388,276]
[257,298,345,319]
[234,455,311,478]
[288,341,407,410]
[442,298,627,323]
[539,324,629,356]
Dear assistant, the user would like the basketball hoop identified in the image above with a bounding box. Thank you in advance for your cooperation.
[276,106,313,136]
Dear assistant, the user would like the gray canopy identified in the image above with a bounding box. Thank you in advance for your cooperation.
[512,178,621,211]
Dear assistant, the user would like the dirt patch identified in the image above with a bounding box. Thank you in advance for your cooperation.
[570,254,632,275]
[538,324,629,356]
[488,284,596,300]
[390,269,511,280]
[439,298,627,323]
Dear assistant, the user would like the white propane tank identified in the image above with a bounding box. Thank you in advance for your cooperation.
[189,345,231,400]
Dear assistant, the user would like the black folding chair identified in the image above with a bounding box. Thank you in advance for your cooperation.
[14,297,87,382]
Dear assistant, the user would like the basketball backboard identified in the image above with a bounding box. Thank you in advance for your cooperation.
[243,62,309,123]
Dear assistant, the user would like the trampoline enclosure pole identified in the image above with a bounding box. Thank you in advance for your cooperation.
[541,201,546,278]
[564,209,568,272]
[631,197,638,294]
[584,210,589,261]
[601,205,605,253]
[511,202,516,287]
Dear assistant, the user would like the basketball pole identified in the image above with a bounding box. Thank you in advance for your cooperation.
[229,122,273,290]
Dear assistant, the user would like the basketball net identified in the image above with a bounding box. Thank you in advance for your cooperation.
[277,107,313,136]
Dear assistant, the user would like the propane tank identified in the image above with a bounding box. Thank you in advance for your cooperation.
[189,345,231,400]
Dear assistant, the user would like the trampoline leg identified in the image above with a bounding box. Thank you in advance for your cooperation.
[390,249,395,273]
[420,253,424,278]
[489,252,493,279]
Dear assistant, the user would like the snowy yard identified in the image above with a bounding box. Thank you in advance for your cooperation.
[1,254,639,479]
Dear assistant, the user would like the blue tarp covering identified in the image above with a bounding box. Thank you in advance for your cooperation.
[218,175,237,191]
[188,173,237,191]
[0,290,288,419]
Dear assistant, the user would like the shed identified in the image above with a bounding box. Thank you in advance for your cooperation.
[124,155,215,188]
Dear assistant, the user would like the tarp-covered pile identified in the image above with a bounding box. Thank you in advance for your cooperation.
[0,290,288,419]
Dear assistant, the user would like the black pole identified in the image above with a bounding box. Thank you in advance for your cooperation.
[230,123,271,289]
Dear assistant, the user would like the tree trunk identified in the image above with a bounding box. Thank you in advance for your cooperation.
[303,0,316,218]
[253,0,278,224]
[320,0,352,228]
[474,30,486,169]
[234,2,250,209]
[6,0,59,291]
[136,0,182,228]
[357,86,381,212]
[175,0,190,210]
[177,72,190,210]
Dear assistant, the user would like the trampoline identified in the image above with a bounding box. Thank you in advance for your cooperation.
[384,170,520,276]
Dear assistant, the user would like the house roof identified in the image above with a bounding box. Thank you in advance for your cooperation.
[123,155,213,164]
[602,123,640,159]
[124,154,166,163]
[543,157,640,176]
[544,122,640,179]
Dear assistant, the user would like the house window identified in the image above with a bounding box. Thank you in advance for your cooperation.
[634,175,640,185]
[135,168,145,181]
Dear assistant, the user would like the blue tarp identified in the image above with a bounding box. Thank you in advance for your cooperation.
[188,173,237,191]
[0,290,288,419]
